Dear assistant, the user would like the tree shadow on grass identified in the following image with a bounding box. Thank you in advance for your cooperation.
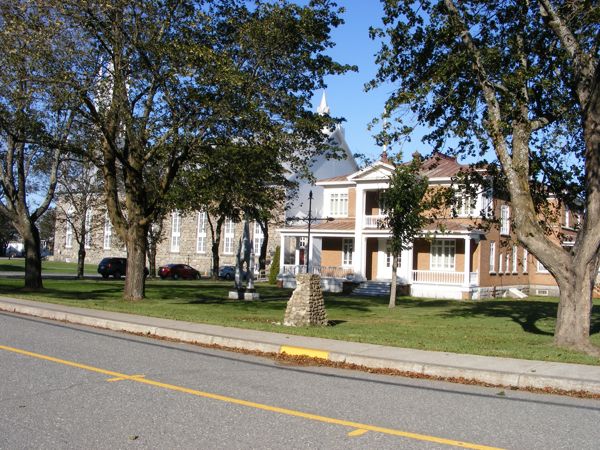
[397,297,600,337]
[0,264,24,272]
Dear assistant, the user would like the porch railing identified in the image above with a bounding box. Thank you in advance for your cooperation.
[281,264,354,279]
[364,214,387,229]
[412,270,478,286]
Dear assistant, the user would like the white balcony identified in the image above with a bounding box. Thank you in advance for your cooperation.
[364,214,387,229]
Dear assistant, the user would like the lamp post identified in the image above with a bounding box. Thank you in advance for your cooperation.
[287,190,332,274]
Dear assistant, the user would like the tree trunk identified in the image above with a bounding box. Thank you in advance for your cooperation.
[553,264,600,356]
[389,251,398,308]
[22,223,43,290]
[209,216,224,280]
[124,224,148,301]
[77,219,86,279]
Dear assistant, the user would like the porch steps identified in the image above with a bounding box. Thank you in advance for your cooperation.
[350,281,391,297]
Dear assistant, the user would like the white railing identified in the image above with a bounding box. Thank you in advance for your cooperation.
[281,264,353,279]
[364,214,387,229]
[412,270,469,285]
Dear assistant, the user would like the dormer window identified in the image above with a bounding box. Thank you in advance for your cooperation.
[328,190,348,217]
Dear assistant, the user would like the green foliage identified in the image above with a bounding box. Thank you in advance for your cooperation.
[380,156,429,256]
[269,246,281,285]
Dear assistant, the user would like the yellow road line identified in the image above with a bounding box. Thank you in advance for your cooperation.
[348,429,369,437]
[107,374,146,382]
[279,345,329,360]
[0,344,503,450]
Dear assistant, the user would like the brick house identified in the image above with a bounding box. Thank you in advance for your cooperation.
[278,152,585,299]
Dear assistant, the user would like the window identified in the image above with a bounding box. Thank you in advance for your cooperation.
[505,253,511,274]
[430,240,455,271]
[455,190,477,217]
[171,211,181,253]
[512,245,518,274]
[103,213,112,250]
[223,218,235,254]
[84,209,93,248]
[342,238,354,266]
[489,241,496,273]
[498,252,503,273]
[523,249,528,273]
[196,211,207,253]
[329,191,348,217]
[537,259,549,273]
[500,205,510,235]
[65,220,73,249]
[563,207,570,228]
[482,187,493,218]
[253,222,264,255]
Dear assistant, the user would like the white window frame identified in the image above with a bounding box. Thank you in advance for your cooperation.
[512,245,518,274]
[500,205,510,235]
[430,239,455,271]
[342,238,354,267]
[523,249,528,273]
[537,259,549,273]
[223,218,235,254]
[505,253,511,274]
[455,189,478,217]
[498,252,503,273]
[253,222,264,256]
[84,209,93,249]
[196,211,207,253]
[171,211,181,253]
[489,241,496,273]
[328,190,349,217]
[103,212,112,250]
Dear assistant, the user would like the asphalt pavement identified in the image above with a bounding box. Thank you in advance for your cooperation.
[1,296,599,396]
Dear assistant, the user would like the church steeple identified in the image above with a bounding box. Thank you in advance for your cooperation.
[316,90,330,116]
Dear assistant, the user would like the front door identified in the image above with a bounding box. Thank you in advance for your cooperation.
[376,238,407,282]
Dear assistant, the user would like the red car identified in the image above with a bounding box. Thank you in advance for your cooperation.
[158,264,201,280]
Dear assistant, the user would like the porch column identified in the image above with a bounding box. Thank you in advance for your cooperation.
[354,185,366,280]
[463,236,471,286]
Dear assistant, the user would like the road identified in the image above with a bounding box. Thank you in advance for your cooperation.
[1,312,599,449]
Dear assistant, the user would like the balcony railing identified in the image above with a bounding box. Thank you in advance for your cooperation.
[364,214,387,229]
[412,270,478,286]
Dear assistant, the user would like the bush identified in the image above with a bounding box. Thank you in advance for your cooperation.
[268,246,280,284]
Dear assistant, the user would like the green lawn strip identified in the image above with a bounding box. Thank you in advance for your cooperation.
[0,278,598,366]
[0,259,96,274]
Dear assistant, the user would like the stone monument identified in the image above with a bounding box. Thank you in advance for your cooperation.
[229,220,259,300]
[283,273,327,327]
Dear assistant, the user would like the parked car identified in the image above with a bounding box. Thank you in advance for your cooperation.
[6,247,24,258]
[218,265,247,281]
[158,264,201,280]
[97,257,149,279]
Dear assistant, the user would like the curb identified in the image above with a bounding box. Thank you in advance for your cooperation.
[1,300,600,396]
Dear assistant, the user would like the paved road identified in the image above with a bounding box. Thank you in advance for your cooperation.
[1,312,599,449]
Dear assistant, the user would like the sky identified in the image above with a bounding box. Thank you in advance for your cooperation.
[308,1,409,163]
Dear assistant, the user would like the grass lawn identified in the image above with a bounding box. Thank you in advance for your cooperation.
[0,276,599,366]
[0,258,96,274]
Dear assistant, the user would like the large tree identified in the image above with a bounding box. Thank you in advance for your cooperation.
[54,0,350,300]
[371,1,600,354]
[0,1,76,289]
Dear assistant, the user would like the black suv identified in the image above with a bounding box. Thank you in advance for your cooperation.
[97,257,149,279]
[97,257,127,279]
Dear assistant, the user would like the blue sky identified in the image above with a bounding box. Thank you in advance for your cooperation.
[309,1,389,162]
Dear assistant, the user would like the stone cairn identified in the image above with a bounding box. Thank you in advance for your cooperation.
[283,274,328,327]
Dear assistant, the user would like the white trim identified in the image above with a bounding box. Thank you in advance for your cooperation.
[500,204,510,235]
[523,249,528,273]
[103,213,112,250]
[223,218,235,254]
[489,241,496,273]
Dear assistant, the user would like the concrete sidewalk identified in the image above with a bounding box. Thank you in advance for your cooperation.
[1,296,599,395]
